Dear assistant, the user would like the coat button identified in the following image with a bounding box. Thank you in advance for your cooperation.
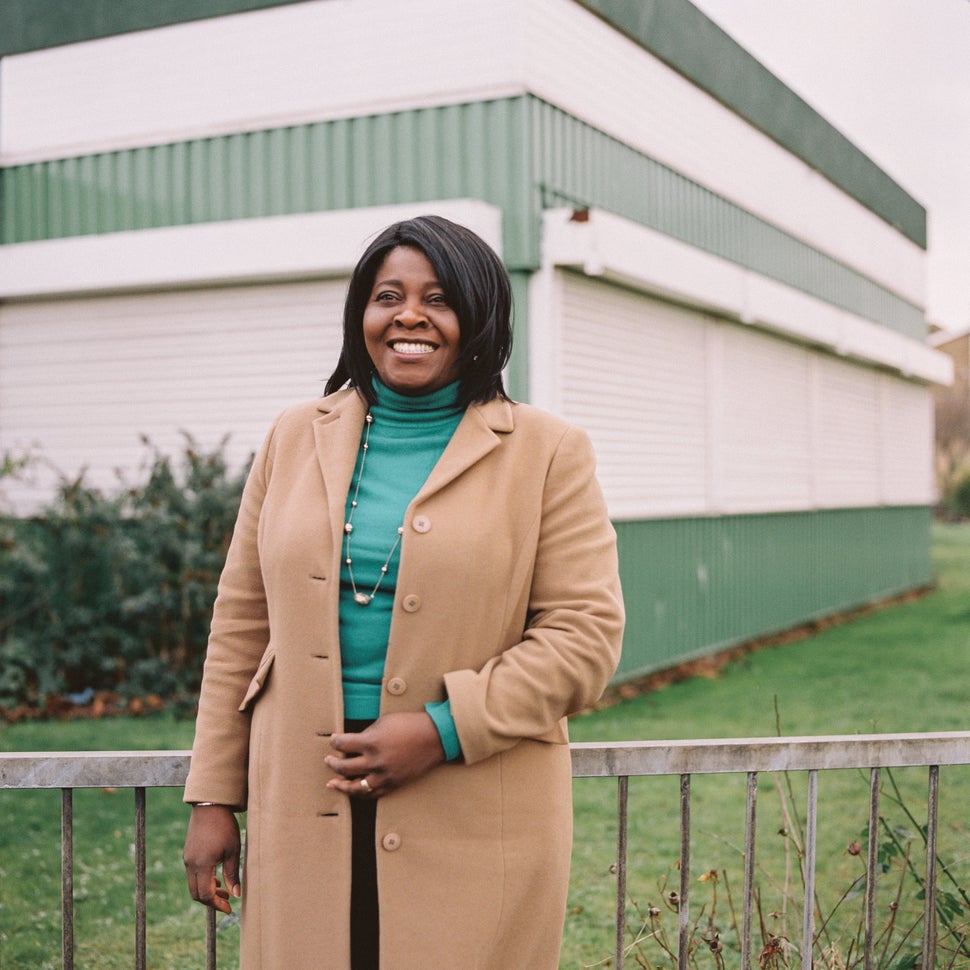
[402,594,421,613]
[412,515,431,534]
[386,677,407,695]
[382,833,402,851]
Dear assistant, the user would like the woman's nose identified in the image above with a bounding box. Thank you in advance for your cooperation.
[394,305,428,327]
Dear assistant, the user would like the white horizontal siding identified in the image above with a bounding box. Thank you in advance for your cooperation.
[0,281,346,512]
[558,271,709,517]
[716,327,814,510]
[813,356,883,507]
[0,0,922,306]
[0,0,523,162]
[879,375,935,506]
[553,272,936,520]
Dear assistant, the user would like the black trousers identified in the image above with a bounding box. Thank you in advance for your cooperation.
[346,719,379,970]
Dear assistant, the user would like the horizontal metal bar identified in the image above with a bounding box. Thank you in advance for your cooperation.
[3,733,970,791]
[570,733,970,777]
[0,751,192,789]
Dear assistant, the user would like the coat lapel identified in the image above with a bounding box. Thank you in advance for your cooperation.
[413,398,515,504]
[312,390,368,557]
[309,392,515,525]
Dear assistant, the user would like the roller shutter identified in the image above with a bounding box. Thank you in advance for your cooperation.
[0,279,347,510]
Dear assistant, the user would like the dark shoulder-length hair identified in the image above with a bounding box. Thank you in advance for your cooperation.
[324,215,513,408]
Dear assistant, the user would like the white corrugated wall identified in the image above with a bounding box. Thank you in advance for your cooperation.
[0,279,347,510]
[556,270,935,520]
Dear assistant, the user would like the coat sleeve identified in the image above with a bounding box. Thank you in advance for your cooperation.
[183,418,278,809]
[443,424,624,765]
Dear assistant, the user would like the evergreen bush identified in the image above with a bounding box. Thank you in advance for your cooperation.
[0,437,250,712]
[946,469,970,520]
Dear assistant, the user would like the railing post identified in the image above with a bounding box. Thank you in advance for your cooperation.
[864,767,880,970]
[206,906,218,970]
[678,773,690,970]
[922,765,939,967]
[741,771,757,970]
[801,770,818,970]
[614,775,628,970]
[135,787,147,970]
[61,788,75,970]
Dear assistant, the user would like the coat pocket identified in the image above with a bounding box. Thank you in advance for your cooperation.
[238,647,276,712]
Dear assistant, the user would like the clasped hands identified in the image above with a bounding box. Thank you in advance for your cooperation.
[183,712,445,912]
[325,709,446,798]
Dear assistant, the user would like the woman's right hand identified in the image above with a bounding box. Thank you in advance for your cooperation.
[183,804,242,914]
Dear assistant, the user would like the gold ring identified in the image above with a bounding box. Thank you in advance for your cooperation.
[360,778,371,792]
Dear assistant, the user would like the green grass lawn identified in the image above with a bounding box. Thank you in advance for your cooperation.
[2,523,969,968]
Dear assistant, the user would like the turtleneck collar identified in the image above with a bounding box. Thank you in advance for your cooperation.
[371,378,462,417]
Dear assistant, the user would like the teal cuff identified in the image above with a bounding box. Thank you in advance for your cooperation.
[424,699,462,762]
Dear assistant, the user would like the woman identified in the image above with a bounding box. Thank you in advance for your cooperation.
[182,215,624,969]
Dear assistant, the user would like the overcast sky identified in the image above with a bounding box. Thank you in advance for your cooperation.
[689,0,970,333]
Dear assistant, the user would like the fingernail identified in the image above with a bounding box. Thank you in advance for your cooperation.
[232,885,241,898]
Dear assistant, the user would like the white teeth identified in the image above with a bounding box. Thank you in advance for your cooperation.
[391,342,435,355]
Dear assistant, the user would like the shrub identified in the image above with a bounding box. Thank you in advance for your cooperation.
[0,437,250,712]
[944,470,970,520]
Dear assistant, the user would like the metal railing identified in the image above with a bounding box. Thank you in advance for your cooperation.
[572,732,970,969]
[3,732,970,969]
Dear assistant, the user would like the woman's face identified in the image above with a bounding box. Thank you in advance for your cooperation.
[362,246,462,396]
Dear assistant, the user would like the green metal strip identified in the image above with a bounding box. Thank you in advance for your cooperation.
[507,270,531,402]
[0,95,922,338]
[613,505,932,682]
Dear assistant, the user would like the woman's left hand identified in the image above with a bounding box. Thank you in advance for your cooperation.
[325,712,447,798]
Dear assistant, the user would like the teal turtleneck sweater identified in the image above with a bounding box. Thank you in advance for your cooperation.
[338,379,464,759]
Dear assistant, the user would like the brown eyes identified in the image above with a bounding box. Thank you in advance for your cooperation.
[373,291,448,306]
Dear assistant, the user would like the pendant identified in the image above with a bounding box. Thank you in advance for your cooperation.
[354,592,372,606]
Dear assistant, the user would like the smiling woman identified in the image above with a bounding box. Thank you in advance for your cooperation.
[181,215,625,970]
[361,247,462,396]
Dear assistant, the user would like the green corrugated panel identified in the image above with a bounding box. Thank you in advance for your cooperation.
[0,97,541,267]
[613,505,933,682]
[506,270,531,402]
[0,95,922,337]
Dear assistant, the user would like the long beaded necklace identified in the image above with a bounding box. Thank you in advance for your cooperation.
[343,413,404,606]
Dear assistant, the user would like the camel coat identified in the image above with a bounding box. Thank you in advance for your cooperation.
[184,388,624,969]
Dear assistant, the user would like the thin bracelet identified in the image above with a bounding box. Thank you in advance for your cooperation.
[192,801,223,807]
